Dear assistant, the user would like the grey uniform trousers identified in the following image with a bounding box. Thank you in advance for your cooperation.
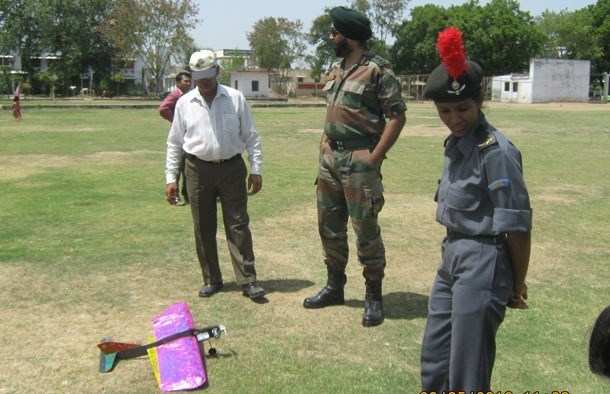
[421,236,513,392]
[186,154,257,286]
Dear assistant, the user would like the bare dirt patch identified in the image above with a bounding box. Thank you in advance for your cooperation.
[14,126,100,133]
[533,184,586,205]
[1,150,159,181]
[298,128,323,134]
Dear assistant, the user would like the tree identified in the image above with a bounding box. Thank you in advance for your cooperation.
[370,0,409,44]
[110,71,125,96]
[307,13,334,81]
[36,69,58,99]
[100,0,198,95]
[351,0,409,43]
[0,0,116,95]
[247,17,305,71]
[590,0,610,74]
[41,0,116,95]
[0,0,47,79]
[458,0,545,75]
[390,4,449,74]
[392,0,545,76]
[536,9,601,61]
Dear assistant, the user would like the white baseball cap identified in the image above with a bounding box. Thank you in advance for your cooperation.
[189,50,219,80]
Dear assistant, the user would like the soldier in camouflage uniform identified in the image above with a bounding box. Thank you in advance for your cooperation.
[303,6,406,327]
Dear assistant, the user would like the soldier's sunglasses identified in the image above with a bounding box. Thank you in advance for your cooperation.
[329,27,339,37]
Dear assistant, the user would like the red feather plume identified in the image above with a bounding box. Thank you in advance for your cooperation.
[436,27,468,80]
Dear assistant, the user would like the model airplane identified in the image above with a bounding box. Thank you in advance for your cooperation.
[98,302,225,391]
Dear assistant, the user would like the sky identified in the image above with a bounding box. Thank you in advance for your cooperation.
[193,0,598,50]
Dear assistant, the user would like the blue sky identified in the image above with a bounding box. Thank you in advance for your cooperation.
[193,0,598,50]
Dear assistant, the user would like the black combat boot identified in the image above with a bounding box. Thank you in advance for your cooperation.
[303,268,346,309]
[362,280,384,327]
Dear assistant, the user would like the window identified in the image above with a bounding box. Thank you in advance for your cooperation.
[504,82,510,92]
[512,82,518,92]
[0,56,13,67]
[297,77,304,83]
[252,80,259,92]
[234,80,238,89]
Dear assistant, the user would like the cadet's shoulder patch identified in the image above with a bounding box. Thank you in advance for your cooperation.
[478,133,497,151]
[488,178,511,191]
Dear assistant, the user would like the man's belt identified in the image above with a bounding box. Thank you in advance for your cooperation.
[327,138,375,151]
[446,229,506,244]
[186,153,240,164]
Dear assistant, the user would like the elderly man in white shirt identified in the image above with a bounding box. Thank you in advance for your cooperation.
[165,49,265,301]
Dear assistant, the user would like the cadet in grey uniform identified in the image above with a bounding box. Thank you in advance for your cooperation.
[419,27,532,392]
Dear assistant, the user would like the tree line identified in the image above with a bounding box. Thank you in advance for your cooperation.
[1,0,609,96]
[0,0,197,96]
[249,0,610,81]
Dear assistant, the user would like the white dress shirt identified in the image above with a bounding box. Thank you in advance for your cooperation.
[165,84,262,183]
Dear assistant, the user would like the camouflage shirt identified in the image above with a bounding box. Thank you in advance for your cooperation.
[323,52,406,142]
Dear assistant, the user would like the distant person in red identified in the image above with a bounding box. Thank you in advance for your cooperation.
[12,84,22,121]
[159,71,192,205]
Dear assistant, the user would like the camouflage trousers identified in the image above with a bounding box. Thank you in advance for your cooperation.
[316,145,386,281]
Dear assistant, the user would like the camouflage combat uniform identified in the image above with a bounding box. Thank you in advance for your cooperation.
[317,52,406,281]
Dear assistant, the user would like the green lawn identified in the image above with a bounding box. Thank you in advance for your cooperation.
[1,102,609,393]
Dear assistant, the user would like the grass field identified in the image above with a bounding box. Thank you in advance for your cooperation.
[1,102,609,393]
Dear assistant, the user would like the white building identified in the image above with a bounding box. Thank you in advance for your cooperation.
[492,58,590,103]
[230,70,270,98]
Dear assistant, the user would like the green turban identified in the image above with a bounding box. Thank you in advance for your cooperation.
[329,6,372,41]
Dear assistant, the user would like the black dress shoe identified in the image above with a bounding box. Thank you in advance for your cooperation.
[199,283,223,297]
[242,282,266,300]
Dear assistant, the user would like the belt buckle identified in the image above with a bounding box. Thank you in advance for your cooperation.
[335,140,344,150]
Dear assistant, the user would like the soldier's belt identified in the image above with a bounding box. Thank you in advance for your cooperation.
[328,138,375,151]
[446,230,506,244]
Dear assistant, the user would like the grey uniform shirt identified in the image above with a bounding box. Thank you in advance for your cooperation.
[435,114,532,236]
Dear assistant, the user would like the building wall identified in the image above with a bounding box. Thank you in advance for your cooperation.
[530,58,590,102]
[230,72,270,98]
[492,76,532,103]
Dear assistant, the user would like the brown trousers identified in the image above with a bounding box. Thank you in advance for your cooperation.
[185,154,257,286]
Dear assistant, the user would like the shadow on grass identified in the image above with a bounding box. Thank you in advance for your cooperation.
[218,279,316,305]
[344,292,428,320]
[221,279,315,294]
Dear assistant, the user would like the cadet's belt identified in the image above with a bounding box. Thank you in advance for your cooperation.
[327,138,375,151]
[186,153,240,164]
[446,230,506,244]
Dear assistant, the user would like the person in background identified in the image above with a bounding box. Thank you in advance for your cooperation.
[420,27,532,392]
[12,83,22,121]
[159,71,192,205]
